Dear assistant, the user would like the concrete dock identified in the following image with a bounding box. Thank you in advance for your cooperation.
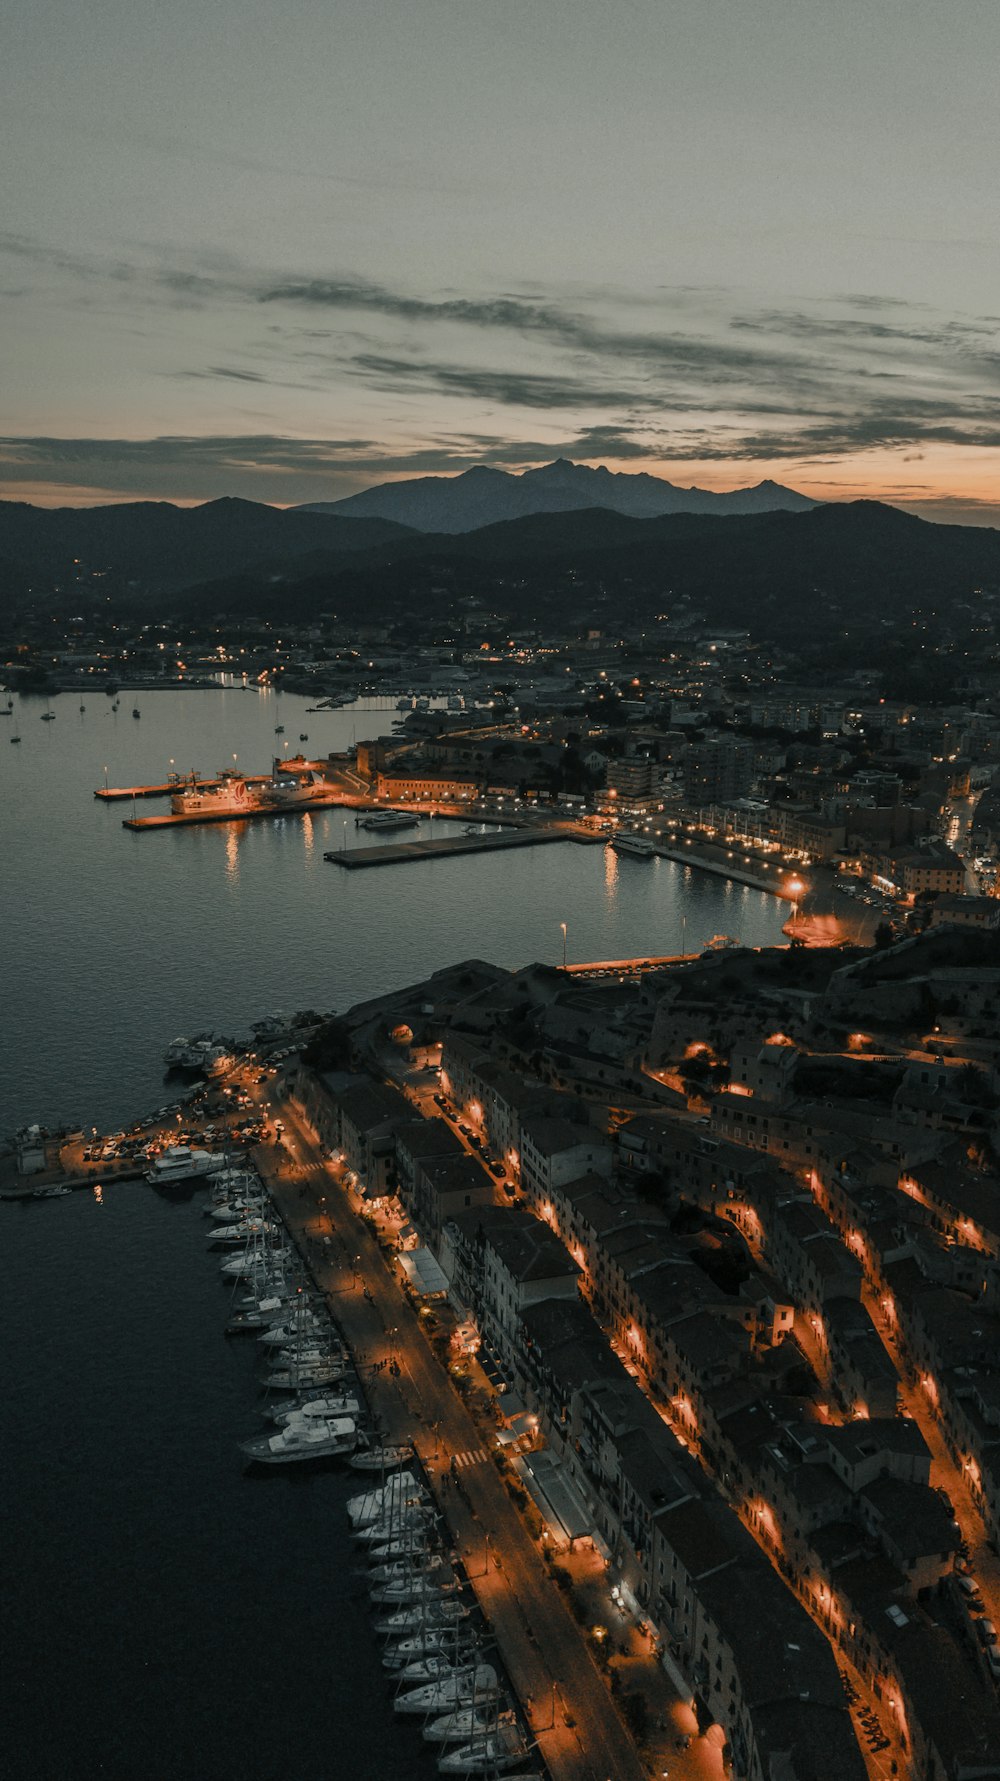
[97,774,272,801]
[124,793,343,830]
[325,827,591,868]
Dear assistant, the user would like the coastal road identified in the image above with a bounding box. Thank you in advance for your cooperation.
[261,1099,648,1781]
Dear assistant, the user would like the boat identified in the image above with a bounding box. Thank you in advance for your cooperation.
[299,733,308,741]
[220,1245,292,1278]
[395,1652,480,1685]
[369,1553,446,1585]
[360,811,420,833]
[241,1415,357,1464]
[395,1668,499,1715]
[370,1532,436,1562]
[261,773,318,808]
[383,1629,465,1669]
[206,1219,277,1245]
[436,1725,529,1775]
[275,724,284,733]
[375,1599,469,1637]
[208,1197,267,1221]
[79,703,86,712]
[169,771,261,819]
[611,833,655,858]
[40,699,56,722]
[257,1312,330,1344]
[349,1442,413,1472]
[260,1357,343,1390]
[31,1185,74,1199]
[164,1032,233,1072]
[145,1145,225,1185]
[355,1509,434,1545]
[271,1393,360,1425]
[132,708,141,719]
[423,1707,513,1746]
[348,1473,425,1525]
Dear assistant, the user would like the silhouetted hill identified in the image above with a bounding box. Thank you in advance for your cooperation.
[170,501,1000,644]
[301,457,817,532]
[0,496,413,593]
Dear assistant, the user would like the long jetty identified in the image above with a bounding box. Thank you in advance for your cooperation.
[96,774,271,802]
[325,827,594,868]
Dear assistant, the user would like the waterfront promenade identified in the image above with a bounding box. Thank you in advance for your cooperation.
[260,1108,650,1781]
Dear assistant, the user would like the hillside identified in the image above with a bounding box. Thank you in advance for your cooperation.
[0,496,413,593]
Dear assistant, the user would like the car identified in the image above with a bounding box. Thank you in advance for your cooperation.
[988,1646,1000,1680]
[489,1162,505,1178]
[977,1619,998,1647]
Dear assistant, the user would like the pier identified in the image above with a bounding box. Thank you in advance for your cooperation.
[325,826,595,868]
[123,791,343,830]
[96,774,272,801]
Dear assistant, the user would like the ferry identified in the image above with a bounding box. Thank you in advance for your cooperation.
[361,810,420,833]
[170,770,258,818]
[611,833,656,859]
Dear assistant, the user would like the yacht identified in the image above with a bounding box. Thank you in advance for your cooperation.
[355,1508,434,1545]
[262,772,317,808]
[349,1441,414,1472]
[370,1553,445,1586]
[436,1725,529,1775]
[240,1415,357,1464]
[257,1312,331,1345]
[394,1668,499,1715]
[611,833,655,859]
[423,1707,513,1746]
[271,1395,360,1428]
[145,1145,224,1185]
[348,1474,425,1525]
[371,1574,458,1607]
[207,1219,277,1246]
[208,1197,267,1221]
[260,1358,345,1390]
[220,1245,292,1278]
[370,1532,435,1562]
[375,1599,469,1638]
[383,1630,461,1669]
[361,810,420,832]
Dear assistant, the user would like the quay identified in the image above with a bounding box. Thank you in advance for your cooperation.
[96,774,272,801]
[123,792,343,830]
[262,1122,648,1781]
[326,826,597,868]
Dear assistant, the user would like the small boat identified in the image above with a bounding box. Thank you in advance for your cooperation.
[347,1474,425,1525]
[436,1725,529,1775]
[395,1668,499,1715]
[382,1629,465,1669]
[369,1553,446,1585]
[260,1360,345,1390]
[31,1185,74,1199]
[271,1394,360,1425]
[275,724,284,733]
[299,732,308,741]
[355,1509,435,1546]
[349,1442,414,1472]
[79,703,86,712]
[241,1415,357,1464]
[423,1707,513,1746]
[40,710,55,721]
[375,1599,469,1637]
[372,1576,458,1607]
[133,708,141,719]
[395,1653,479,1685]
[370,1532,436,1562]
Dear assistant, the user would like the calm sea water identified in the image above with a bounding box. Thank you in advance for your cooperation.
[0,684,785,1134]
[1,683,784,1780]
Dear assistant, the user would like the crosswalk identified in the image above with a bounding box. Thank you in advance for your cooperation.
[452,1447,488,1470]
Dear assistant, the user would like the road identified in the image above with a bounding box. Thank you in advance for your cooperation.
[259,1091,648,1781]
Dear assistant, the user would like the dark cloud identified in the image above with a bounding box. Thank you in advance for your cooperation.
[346,353,666,411]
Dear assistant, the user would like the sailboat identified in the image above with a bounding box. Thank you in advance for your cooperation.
[395,1665,499,1716]
[133,707,141,719]
[40,697,55,721]
[436,1722,529,1775]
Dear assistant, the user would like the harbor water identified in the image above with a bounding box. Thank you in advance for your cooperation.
[0,685,786,1134]
[1,683,785,1779]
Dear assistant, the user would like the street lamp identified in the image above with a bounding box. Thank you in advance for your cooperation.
[559,921,567,968]
[786,876,805,931]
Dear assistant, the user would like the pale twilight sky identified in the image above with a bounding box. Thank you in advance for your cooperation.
[2,0,999,518]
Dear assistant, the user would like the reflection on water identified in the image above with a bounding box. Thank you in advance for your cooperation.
[1,687,787,1131]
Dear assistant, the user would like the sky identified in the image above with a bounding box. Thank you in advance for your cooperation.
[2,0,999,520]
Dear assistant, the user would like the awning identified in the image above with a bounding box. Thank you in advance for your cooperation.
[398,1247,449,1296]
[512,1450,593,1543]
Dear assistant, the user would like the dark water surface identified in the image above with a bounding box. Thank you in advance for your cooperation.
[1,684,784,1779]
[1,685,785,1133]
[0,1181,427,1781]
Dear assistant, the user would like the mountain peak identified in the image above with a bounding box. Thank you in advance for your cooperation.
[316,457,818,533]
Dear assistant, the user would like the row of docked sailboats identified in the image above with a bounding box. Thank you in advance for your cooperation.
[355,1472,539,1777]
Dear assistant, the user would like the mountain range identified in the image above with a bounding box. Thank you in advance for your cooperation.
[300,458,817,532]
